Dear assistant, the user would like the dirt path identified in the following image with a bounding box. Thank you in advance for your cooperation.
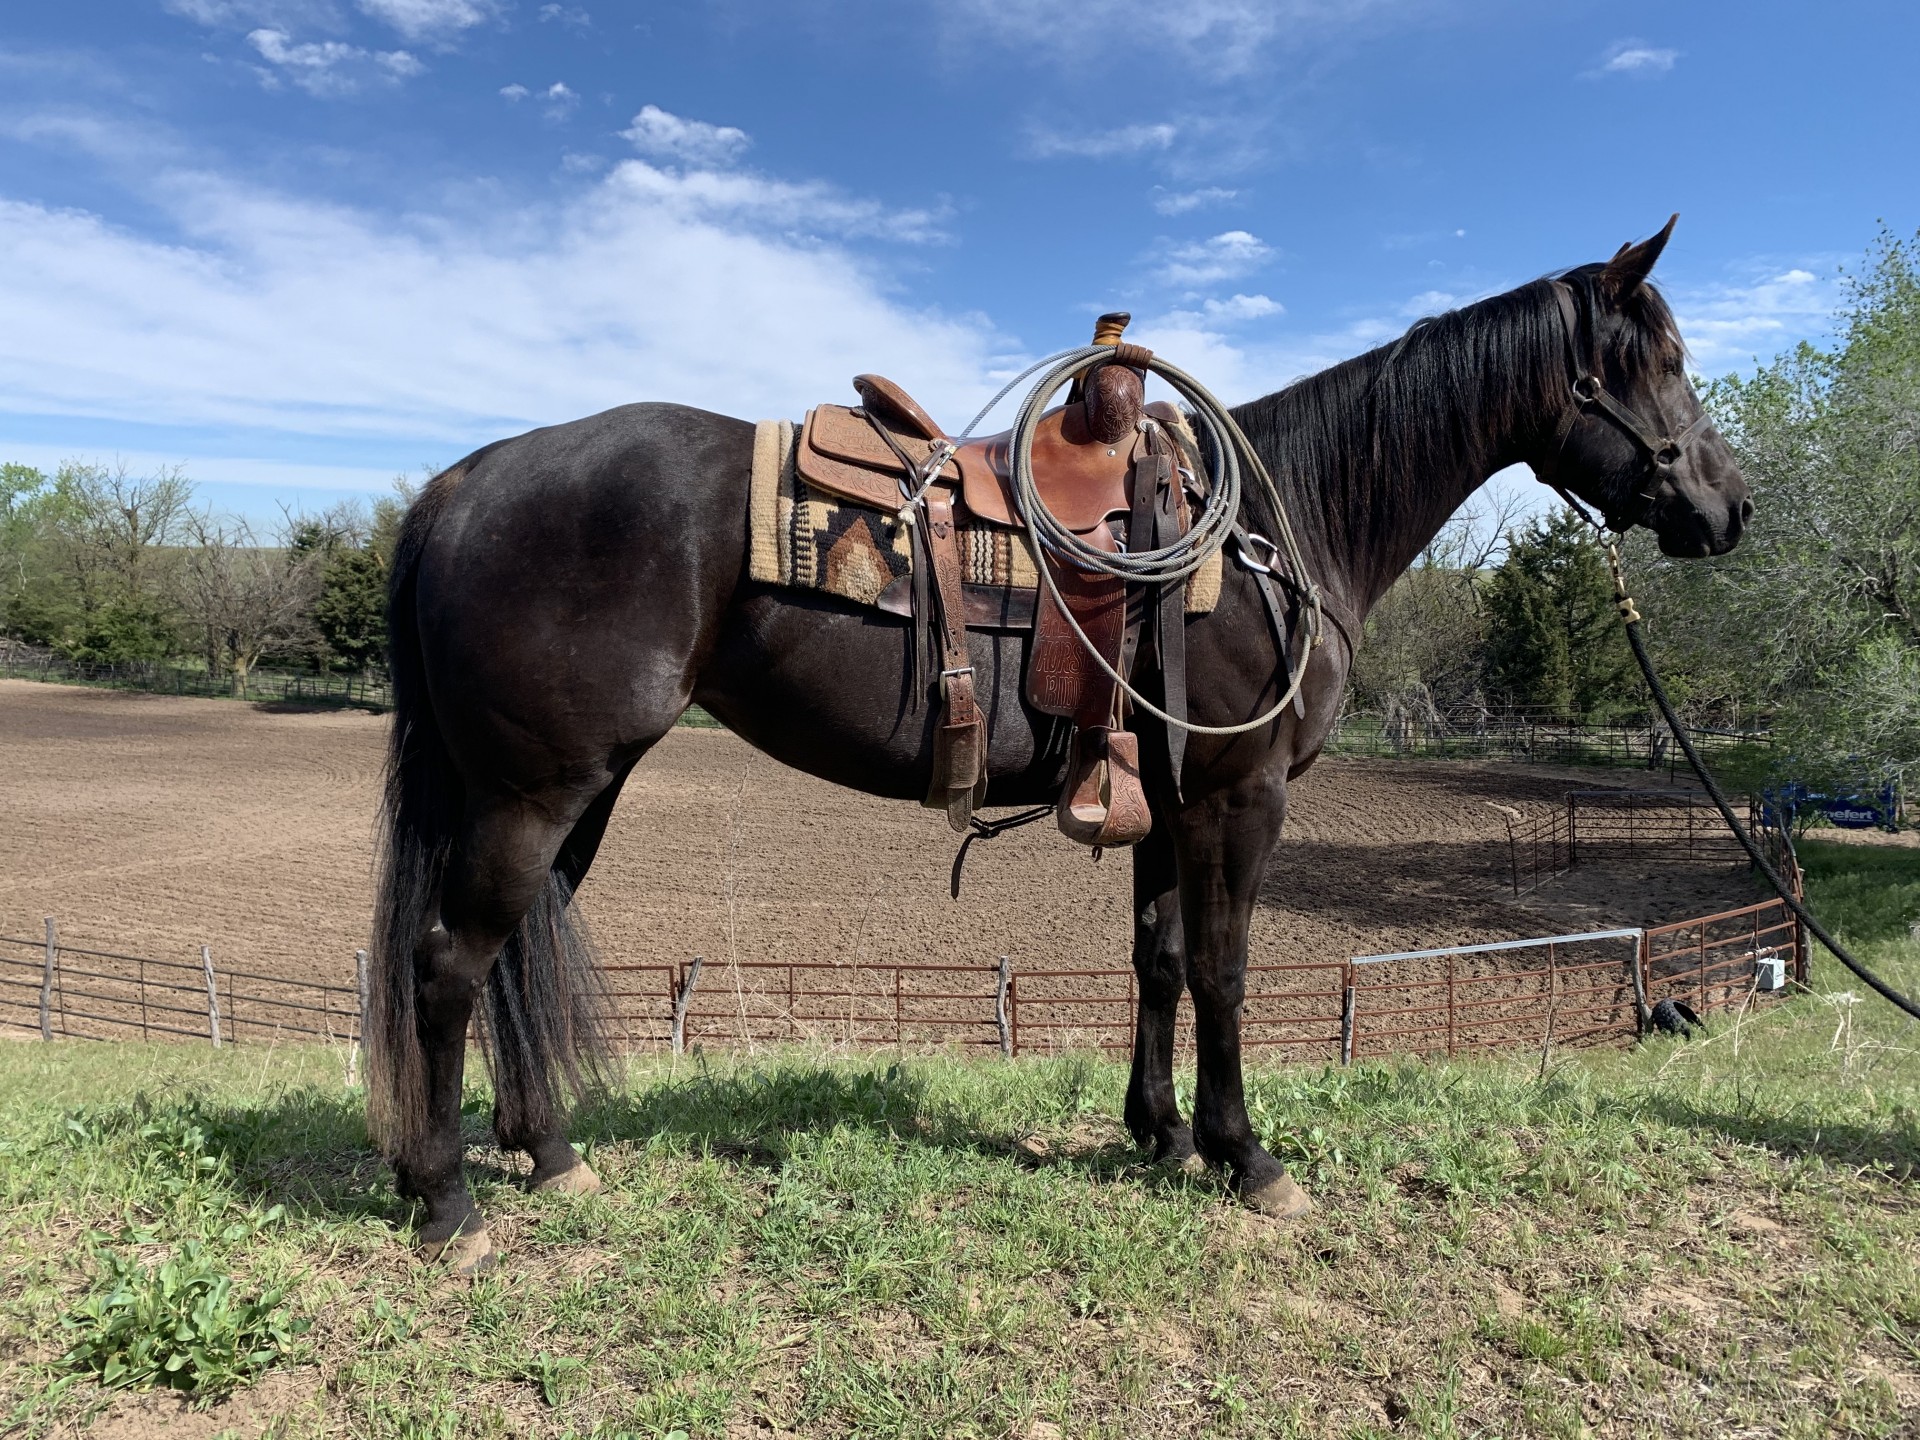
[0,681,1759,991]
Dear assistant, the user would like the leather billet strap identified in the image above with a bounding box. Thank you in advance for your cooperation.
[1154,450,1189,792]
[922,487,987,832]
[1549,282,1714,531]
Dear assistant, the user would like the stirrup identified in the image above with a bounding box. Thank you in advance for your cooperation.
[1056,727,1151,848]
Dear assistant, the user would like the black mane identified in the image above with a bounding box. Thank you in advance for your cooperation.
[1231,268,1686,592]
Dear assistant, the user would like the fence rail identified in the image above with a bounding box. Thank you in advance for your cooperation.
[1501,791,1786,895]
[1,895,1804,1066]
[1328,708,1768,774]
[0,648,392,709]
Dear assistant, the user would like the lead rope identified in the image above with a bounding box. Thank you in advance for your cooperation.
[1596,531,1920,1021]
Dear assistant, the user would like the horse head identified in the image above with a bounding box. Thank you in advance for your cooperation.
[1540,216,1751,557]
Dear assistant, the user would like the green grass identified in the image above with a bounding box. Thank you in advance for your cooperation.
[2,849,1917,1438]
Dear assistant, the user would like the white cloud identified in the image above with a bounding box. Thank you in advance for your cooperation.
[0,156,995,449]
[1400,289,1457,316]
[541,81,578,119]
[1152,186,1239,216]
[953,0,1407,75]
[1594,40,1679,76]
[247,28,422,95]
[1203,293,1282,322]
[605,160,949,245]
[499,82,529,101]
[165,0,343,30]
[620,104,751,167]
[355,0,499,43]
[1155,230,1272,286]
[538,3,591,27]
[1027,122,1178,160]
[1670,264,1837,371]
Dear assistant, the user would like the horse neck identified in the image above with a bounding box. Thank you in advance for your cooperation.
[1261,287,1562,620]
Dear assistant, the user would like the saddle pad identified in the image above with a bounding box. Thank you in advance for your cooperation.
[749,420,1222,619]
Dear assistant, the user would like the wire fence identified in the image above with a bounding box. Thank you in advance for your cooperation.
[0,922,361,1050]
[0,647,392,709]
[1500,791,1781,895]
[1,897,1805,1068]
[1327,707,1769,776]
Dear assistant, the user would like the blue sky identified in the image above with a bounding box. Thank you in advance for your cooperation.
[2,0,1915,524]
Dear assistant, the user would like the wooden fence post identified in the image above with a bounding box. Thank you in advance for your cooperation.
[348,948,369,1085]
[672,955,703,1055]
[1629,933,1652,1037]
[40,916,56,1041]
[995,956,1012,1060]
[1340,977,1355,1066]
[202,945,221,1049]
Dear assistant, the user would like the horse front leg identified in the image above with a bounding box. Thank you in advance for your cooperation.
[1175,772,1313,1219]
[1124,825,1198,1168]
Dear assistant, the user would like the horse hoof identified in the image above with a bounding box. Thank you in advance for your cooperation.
[1242,1174,1314,1222]
[422,1226,495,1275]
[534,1159,603,1196]
[1155,1146,1206,1178]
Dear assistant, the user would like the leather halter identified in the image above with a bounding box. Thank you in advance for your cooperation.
[1547,281,1713,532]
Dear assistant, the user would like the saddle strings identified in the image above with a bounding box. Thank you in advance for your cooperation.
[999,345,1327,737]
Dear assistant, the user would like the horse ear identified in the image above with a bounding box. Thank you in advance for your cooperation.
[1602,214,1678,295]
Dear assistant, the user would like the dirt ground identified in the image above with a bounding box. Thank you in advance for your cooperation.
[0,681,1765,1002]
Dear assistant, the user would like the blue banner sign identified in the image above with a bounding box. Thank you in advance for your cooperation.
[1762,780,1902,832]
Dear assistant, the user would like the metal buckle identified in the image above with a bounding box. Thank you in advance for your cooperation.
[920,440,956,481]
[941,665,975,678]
[1571,375,1603,404]
[1236,532,1279,575]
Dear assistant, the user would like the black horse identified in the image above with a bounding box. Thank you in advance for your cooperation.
[366,219,1749,1267]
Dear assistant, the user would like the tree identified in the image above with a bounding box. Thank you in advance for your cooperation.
[1629,227,1920,778]
[1482,509,1636,719]
[1349,490,1524,717]
[175,513,323,696]
[289,488,408,675]
[1,461,191,661]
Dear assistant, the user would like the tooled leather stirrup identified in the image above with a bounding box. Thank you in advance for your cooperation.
[922,487,987,831]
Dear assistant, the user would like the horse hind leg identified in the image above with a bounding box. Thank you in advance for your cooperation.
[487,770,636,1193]
[1123,826,1200,1170]
[394,797,591,1269]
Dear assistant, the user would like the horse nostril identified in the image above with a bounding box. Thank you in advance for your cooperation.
[1739,497,1755,524]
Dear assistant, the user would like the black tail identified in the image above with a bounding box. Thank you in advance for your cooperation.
[365,459,610,1161]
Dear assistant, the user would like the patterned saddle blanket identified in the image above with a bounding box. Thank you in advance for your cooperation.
[746,418,1223,627]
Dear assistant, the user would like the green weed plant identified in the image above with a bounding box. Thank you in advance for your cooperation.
[58,1239,306,1396]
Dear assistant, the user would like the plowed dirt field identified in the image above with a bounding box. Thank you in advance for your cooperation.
[0,681,1758,1004]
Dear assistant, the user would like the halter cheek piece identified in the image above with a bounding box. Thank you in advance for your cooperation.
[1548,281,1713,531]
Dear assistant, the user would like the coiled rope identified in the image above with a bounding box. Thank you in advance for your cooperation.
[963,345,1325,736]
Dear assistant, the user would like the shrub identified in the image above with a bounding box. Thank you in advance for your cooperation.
[58,1241,306,1397]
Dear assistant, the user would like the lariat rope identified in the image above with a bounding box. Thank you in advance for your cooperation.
[1591,527,1920,1021]
[956,345,1325,736]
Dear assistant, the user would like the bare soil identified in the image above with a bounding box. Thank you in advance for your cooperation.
[0,680,1760,1000]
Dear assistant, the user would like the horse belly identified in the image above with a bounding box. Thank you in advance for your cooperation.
[694,587,1064,805]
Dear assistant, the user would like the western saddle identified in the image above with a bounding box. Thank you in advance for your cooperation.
[794,313,1193,849]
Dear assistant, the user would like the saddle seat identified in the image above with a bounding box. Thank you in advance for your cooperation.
[851,373,1142,533]
[801,379,1143,534]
